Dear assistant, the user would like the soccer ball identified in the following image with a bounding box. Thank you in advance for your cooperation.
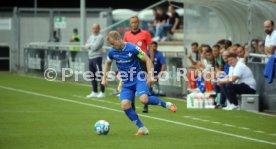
[94,120,110,135]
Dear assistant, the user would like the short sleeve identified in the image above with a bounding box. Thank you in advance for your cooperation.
[133,46,145,59]
[271,32,276,46]
[233,63,243,78]
[145,31,152,45]
[158,52,166,64]
[107,50,113,62]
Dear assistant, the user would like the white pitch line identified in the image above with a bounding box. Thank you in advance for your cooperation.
[73,95,146,110]
[0,85,276,146]
[212,121,222,124]
[222,124,235,127]
[183,116,274,137]
[73,95,121,105]
[254,130,266,134]
[239,127,251,130]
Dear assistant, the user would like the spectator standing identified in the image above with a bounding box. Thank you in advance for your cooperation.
[264,20,276,55]
[85,24,105,98]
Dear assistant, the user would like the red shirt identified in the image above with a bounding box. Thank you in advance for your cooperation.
[123,29,152,53]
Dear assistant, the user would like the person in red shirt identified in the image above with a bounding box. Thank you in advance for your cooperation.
[123,16,152,113]
[124,16,152,54]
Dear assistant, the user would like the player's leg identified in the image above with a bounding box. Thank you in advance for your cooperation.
[86,59,98,98]
[139,61,149,113]
[120,86,148,135]
[137,81,177,112]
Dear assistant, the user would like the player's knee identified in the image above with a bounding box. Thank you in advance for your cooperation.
[139,94,148,104]
[120,100,131,110]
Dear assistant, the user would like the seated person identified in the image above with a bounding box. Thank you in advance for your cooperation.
[152,5,180,42]
[216,53,256,110]
[236,46,247,64]
[215,50,230,108]
[152,7,169,42]
[188,42,200,67]
[212,44,222,69]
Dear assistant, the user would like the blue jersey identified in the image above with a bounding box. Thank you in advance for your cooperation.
[108,42,145,84]
[147,50,166,76]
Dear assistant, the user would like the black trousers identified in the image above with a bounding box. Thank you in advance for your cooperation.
[220,83,256,105]
[89,57,105,93]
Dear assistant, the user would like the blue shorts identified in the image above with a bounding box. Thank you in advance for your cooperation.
[120,80,149,102]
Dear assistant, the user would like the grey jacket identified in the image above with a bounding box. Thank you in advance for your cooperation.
[86,33,104,59]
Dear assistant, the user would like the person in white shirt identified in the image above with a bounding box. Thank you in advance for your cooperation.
[217,53,256,110]
[264,20,276,55]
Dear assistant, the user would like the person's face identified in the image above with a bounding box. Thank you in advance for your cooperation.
[130,17,139,31]
[168,6,174,13]
[201,47,208,57]
[227,57,238,66]
[92,25,100,34]
[264,21,273,34]
[206,52,213,61]
[252,41,258,49]
[157,9,164,15]
[244,45,248,51]
[151,43,157,51]
[191,45,198,52]
[212,47,220,57]
[222,51,229,62]
[237,47,245,57]
[108,38,122,50]
[230,47,238,54]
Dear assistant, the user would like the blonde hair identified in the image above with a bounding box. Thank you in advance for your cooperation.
[107,31,121,42]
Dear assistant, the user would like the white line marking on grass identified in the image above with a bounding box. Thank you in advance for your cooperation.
[73,95,143,109]
[1,85,276,146]
[254,130,266,134]
[73,95,121,105]
[183,116,275,137]
[239,127,250,130]
[269,134,276,137]
[166,97,186,102]
[211,121,221,124]
[222,124,235,127]
[200,119,210,122]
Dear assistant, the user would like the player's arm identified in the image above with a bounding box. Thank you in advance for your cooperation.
[171,17,179,32]
[217,75,238,86]
[265,45,276,54]
[102,58,113,87]
[160,64,167,76]
[140,54,154,84]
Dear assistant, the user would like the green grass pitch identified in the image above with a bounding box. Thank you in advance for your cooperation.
[0,72,276,149]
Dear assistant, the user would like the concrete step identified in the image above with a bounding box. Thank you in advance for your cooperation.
[168,29,183,41]
[158,41,184,56]
[158,41,183,46]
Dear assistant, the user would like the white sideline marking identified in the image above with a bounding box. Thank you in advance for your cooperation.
[223,124,235,127]
[73,95,146,110]
[73,95,121,105]
[254,130,265,134]
[0,85,276,146]
[239,127,251,130]
[211,121,221,124]
[183,116,274,137]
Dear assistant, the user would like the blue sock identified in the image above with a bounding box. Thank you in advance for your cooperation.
[124,108,144,128]
[148,96,166,108]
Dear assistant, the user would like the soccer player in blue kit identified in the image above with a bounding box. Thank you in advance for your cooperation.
[102,31,177,136]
